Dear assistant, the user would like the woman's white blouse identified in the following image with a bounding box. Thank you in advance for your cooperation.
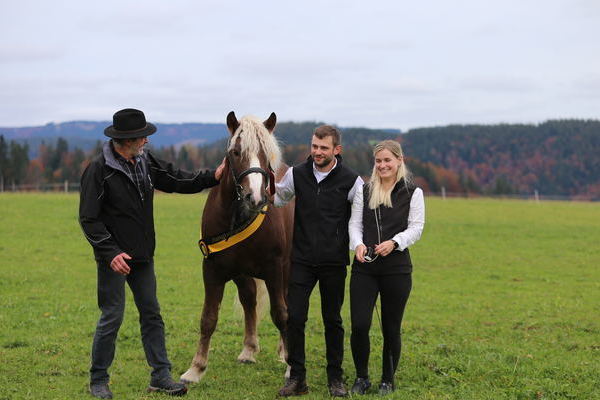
[348,186,425,251]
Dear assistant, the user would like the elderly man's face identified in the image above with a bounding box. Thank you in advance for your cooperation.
[128,136,148,157]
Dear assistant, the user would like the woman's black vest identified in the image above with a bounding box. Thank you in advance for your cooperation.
[292,156,359,266]
[353,180,415,274]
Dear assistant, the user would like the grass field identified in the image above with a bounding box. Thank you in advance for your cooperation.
[0,193,598,400]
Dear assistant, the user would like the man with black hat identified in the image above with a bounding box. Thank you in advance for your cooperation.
[79,108,225,399]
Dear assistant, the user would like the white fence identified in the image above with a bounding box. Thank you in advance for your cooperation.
[0,181,80,192]
[0,181,595,202]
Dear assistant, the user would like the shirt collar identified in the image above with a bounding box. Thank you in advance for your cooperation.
[312,157,337,175]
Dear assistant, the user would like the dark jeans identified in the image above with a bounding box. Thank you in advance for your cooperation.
[286,263,347,382]
[350,272,411,383]
[90,259,171,384]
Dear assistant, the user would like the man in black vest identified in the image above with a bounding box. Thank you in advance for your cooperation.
[275,125,363,397]
[79,108,224,399]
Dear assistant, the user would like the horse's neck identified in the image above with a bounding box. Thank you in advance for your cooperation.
[202,167,236,236]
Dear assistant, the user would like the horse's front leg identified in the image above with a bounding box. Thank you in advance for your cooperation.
[181,269,226,384]
[264,264,289,368]
[233,276,260,363]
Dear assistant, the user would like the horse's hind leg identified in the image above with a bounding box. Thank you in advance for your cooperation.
[264,269,288,365]
[233,276,260,363]
[181,271,226,384]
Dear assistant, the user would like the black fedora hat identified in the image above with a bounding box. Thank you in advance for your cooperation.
[104,108,157,139]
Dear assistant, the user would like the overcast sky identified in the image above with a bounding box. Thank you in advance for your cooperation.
[1,0,599,130]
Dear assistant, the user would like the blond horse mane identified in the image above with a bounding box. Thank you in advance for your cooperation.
[227,115,281,170]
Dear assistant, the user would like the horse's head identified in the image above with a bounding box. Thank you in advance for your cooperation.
[225,111,281,222]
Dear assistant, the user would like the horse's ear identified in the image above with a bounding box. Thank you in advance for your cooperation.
[227,111,239,135]
[263,112,277,133]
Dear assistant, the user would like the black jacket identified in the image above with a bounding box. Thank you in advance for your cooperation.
[79,141,218,262]
[292,156,359,266]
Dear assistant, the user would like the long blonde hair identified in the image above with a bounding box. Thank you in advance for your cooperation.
[368,140,412,209]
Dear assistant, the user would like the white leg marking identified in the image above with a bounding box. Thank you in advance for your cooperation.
[180,366,207,384]
[237,346,258,364]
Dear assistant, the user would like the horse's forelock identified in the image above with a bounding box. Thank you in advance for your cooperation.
[228,116,281,169]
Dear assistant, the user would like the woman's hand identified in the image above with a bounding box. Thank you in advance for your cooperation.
[374,240,396,257]
[355,244,367,263]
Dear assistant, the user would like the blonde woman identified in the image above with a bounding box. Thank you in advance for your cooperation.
[348,140,425,395]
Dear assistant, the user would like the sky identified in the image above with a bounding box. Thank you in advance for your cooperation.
[1,0,600,130]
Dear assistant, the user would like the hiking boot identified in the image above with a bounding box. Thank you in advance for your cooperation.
[89,382,113,399]
[378,381,395,395]
[148,377,188,396]
[350,377,371,395]
[328,379,348,397]
[277,377,309,397]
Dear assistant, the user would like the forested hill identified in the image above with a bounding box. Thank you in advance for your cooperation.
[1,119,598,198]
[187,119,598,197]
[0,121,227,156]
[400,120,600,197]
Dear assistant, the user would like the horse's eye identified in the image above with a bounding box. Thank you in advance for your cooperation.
[232,150,241,157]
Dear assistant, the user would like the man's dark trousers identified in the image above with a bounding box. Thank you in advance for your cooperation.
[286,263,347,382]
[90,260,171,384]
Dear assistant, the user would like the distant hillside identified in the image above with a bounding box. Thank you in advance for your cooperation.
[1,118,598,198]
[199,121,396,151]
[0,121,228,157]
[193,119,599,197]
[400,120,600,196]
[0,120,400,158]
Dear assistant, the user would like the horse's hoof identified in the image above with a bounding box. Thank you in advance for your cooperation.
[238,358,257,364]
[180,370,202,384]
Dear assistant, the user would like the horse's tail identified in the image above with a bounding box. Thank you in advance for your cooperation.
[233,278,270,322]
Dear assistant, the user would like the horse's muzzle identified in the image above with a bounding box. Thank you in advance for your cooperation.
[243,193,268,213]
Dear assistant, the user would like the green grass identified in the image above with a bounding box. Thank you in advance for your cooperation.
[0,193,598,399]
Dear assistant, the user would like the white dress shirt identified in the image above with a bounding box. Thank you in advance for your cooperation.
[348,185,425,251]
[275,159,364,207]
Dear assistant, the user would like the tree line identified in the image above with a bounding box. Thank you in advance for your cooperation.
[0,133,476,197]
[1,118,598,199]
[399,119,599,198]
[0,136,90,188]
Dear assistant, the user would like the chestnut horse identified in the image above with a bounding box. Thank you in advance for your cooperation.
[181,112,293,384]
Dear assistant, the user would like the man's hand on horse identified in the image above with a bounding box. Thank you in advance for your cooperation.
[110,252,132,275]
[215,158,226,181]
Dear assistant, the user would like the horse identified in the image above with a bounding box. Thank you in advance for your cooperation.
[180,112,294,384]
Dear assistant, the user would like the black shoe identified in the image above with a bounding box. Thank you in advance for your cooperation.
[148,377,188,396]
[378,381,395,395]
[89,382,113,399]
[328,379,348,397]
[277,378,309,397]
[350,377,371,395]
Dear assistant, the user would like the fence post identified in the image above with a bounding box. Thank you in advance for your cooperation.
[0,175,3,192]
[441,186,446,200]
[64,180,69,193]
[534,189,539,203]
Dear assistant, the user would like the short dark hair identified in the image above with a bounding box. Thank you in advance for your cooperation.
[313,125,341,147]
